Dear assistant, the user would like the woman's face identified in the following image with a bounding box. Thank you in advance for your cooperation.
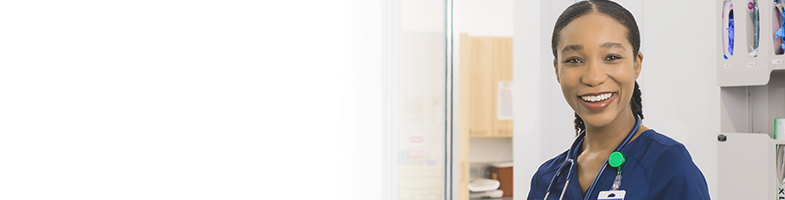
[554,12,642,129]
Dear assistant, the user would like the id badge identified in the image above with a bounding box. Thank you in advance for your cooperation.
[598,190,625,200]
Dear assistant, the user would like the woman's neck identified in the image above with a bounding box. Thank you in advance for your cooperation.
[581,112,641,153]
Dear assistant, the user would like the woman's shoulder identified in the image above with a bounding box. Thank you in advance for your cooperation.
[634,130,710,198]
[534,150,568,174]
[530,150,569,185]
[638,129,683,149]
[527,151,570,199]
[632,129,706,182]
[633,129,695,164]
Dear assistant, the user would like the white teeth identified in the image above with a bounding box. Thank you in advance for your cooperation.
[581,93,612,102]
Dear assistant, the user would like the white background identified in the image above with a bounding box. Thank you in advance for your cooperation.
[0,0,390,199]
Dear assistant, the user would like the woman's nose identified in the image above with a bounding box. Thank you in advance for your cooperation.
[581,60,608,87]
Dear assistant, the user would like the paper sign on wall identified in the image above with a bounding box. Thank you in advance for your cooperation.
[497,81,513,120]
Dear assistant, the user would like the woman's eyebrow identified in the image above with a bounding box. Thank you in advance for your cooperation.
[601,42,625,50]
[561,44,583,54]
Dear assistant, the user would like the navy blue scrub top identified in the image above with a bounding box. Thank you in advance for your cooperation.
[527,129,710,200]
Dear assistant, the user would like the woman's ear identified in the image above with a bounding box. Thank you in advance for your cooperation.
[553,58,560,83]
[634,51,643,79]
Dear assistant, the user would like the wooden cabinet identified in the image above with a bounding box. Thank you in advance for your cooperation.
[459,34,513,138]
[458,34,513,200]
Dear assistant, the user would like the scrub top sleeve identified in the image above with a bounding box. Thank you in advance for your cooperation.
[648,144,711,200]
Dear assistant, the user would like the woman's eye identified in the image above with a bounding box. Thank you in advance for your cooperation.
[605,55,622,61]
[564,58,582,63]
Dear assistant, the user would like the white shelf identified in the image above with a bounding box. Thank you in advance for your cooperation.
[720,71,785,138]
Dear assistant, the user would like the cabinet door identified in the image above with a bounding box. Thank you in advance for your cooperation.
[461,35,514,138]
[491,37,513,137]
[464,35,494,137]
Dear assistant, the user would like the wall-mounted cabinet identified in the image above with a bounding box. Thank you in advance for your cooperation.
[718,1,785,199]
[459,34,513,138]
[458,34,512,200]
[718,0,785,86]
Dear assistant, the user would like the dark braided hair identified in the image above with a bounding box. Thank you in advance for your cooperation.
[551,0,644,135]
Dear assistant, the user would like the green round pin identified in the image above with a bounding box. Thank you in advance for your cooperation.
[608,151,625,168]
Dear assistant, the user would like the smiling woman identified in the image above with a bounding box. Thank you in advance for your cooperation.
[525,1,711,200]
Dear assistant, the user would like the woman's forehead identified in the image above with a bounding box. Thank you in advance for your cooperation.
[558,13,630,51]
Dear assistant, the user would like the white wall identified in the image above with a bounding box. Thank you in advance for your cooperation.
[1,0,393,199]
[459,0,514,37]
[639,1,718,199]
[512,0,544,198]
[513,0,719,199]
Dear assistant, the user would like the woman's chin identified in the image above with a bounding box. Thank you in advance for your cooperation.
[579,112,617,129]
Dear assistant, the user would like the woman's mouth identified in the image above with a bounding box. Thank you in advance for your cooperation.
[578,92,616,112]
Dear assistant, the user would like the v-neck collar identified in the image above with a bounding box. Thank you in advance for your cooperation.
[568,129,651,199]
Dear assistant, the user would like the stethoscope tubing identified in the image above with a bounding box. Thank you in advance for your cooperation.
[543,114,641,200]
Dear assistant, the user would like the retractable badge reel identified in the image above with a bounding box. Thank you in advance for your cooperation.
[598,151,626,200]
